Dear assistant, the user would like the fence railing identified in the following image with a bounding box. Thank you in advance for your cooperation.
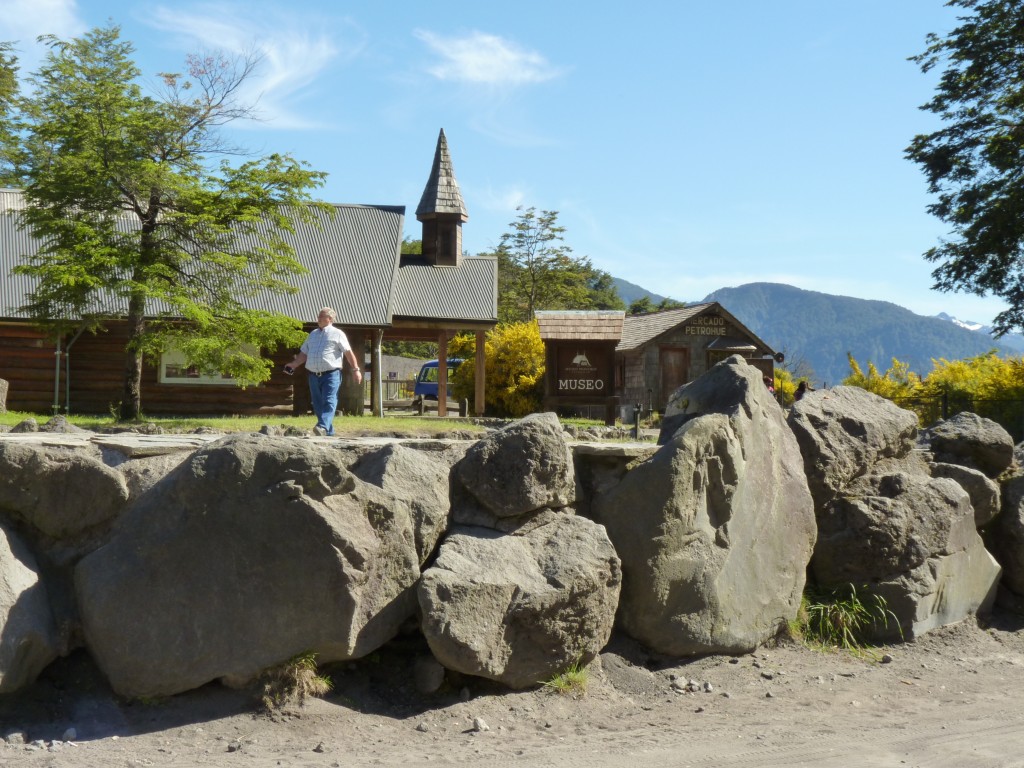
[363,378,416,403]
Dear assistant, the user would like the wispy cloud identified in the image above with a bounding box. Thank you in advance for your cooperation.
[0,0,86,72]
[146,3,361,130]
[415,30,561,86]
[478,183,529,214]
[411,29,563,147]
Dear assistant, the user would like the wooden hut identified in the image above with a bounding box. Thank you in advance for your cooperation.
[616,302,777,412]
[535,310,624,425]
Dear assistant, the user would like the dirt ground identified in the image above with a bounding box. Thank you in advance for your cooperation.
[4,612,1024,768]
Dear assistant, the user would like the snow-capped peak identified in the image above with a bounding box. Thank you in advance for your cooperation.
[935,312,984,332]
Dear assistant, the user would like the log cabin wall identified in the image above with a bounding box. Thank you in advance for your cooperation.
[70,325,297,416]
[0,318,387,417]
[0,321,299,416]
[0,323,58,412]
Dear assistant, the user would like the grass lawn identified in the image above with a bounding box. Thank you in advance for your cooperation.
[0,410,492,437]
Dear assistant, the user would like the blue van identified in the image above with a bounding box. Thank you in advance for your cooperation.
[414,359,464,400]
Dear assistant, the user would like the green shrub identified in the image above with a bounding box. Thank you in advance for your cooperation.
[541,659,589,696]
[796,583,901,657]
[260,652,332,709]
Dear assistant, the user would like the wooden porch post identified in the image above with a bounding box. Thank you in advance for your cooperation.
[338,329,366,415]
[437,331,448,417]
[371,329,384,417]
[475,330,486,416]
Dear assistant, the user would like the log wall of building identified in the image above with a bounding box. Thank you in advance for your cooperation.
[0,322,301,416]
[0,324,59,413]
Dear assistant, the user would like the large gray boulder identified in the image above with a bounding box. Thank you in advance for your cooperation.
[813,469,999,639]
[787,385,919,507]
[0,378,7,413]
[453,412,574,521]
[930,461,1000,528]
[75,433,421,698]
[987,475,1024,600]
[590,356,816,656]
[39,415,88,434]
[349,443,452,564]
[926,412,1015,479]
[0,522,59,693]
[792,390,1001,638]
[0,441,129,539]
[115,452,193,502]
[418,513,620,688]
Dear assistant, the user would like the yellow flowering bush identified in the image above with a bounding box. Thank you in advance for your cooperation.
[843,354,922,401]
[449,321,545,417]
[843,350,1024,437]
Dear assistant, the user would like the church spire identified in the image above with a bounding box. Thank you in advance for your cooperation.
[416,129,467,266]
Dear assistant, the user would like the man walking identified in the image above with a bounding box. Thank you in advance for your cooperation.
[285,308,362,436]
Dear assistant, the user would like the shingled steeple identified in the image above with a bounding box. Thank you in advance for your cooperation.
[416,128,468,266]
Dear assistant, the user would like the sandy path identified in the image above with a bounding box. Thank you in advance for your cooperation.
[3,617,1024,767]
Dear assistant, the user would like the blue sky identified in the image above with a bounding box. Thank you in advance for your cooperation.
[0,0,1008,324]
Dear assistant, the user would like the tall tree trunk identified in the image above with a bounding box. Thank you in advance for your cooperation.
[120,289,146,421]
[120,222,159,421]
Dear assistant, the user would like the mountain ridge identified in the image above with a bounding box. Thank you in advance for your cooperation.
[686,282,1013,385]
[611,277,674,307]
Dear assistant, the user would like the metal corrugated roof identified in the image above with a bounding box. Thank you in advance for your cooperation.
[391,255,497,322]
[535,310,624,340]
[0,190,42,319]
[236,203,405,326]
[0,190,409,327]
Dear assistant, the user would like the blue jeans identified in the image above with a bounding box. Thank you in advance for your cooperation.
[308,369,341,435]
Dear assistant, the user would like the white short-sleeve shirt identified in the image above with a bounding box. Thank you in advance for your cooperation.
[301,325,352,373]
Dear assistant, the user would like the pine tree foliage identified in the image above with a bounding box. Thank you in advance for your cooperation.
[907,0,1024,335]
[0,42,18,182]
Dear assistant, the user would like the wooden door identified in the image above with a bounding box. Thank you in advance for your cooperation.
[659,347,690,408]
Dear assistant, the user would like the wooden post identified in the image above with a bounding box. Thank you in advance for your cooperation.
[293,352,311,416]
[475,330,486,416]
[437,331,448,417]
[371,329,383,417]
[338,329,366,415]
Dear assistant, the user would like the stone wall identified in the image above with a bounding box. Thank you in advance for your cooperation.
[0,355,1014,699]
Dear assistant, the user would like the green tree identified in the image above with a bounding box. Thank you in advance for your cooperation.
[628,296,655,315]
[496,207,622,323]
[586,269,625,311]
[0,42,18,182]
[381,340,436,359]
[7,26,326,419]
[628,296,685,315]
[907,0,1024,335]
